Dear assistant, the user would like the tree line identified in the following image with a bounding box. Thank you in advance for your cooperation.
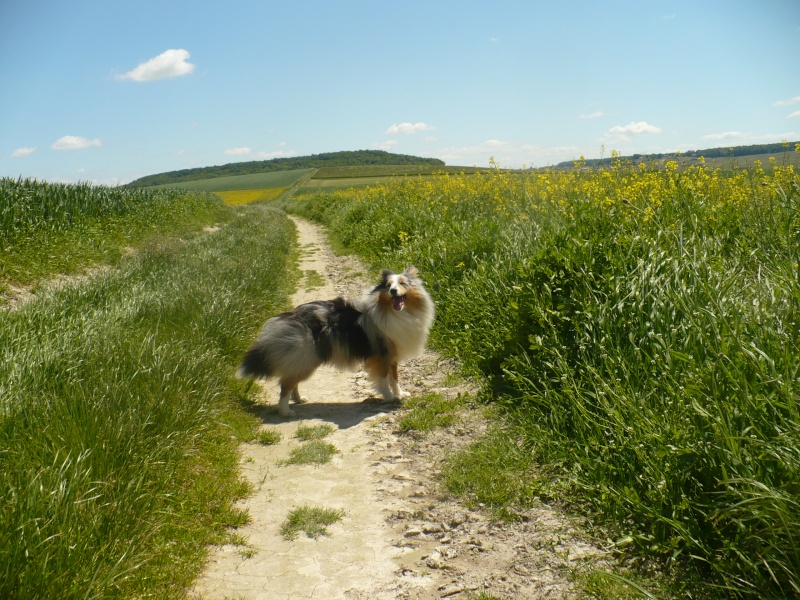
[556,141,799,168]
[127,150,445,187]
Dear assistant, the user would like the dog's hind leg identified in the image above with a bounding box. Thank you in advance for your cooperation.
[278,381,299,417]
[291,386,306,405]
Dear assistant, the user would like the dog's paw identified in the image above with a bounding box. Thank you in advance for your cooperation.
[394,388,411,399]
[278,407,296,417]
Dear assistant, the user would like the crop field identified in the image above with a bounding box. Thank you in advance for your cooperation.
[0,177,231,289]
[288,156,800,597]
[214,187,288,205]
[151,168,313,192]
[311,164,487,179]
[633,151,800,172]
[0,177,295,597]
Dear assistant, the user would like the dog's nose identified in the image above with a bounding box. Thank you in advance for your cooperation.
[390,288,399,296]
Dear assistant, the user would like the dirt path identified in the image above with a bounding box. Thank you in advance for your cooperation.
[190,216,608,599]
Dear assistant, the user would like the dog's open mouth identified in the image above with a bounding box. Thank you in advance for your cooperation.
[392,295,406,311]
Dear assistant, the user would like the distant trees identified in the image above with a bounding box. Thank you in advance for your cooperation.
[127,150,445,187]
[555,141,798,169]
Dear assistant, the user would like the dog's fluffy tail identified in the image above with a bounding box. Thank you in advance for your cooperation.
[237,342,274,379]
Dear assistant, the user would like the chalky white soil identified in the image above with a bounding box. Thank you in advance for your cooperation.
[190,216,608,599]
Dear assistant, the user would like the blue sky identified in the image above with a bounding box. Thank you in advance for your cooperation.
[1,0,798,185]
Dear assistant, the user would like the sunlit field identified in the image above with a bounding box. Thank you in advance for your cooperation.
[287,153,800,597]
[0,177,232,291]
[0,178,296,598]
[215,187,287,205]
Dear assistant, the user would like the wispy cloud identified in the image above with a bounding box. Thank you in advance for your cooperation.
[385,122,435,135]
[608,121,662,135]
[117,49,195,82]
[12,147,37,157]
[373,140,399,151]
[51,136,102,150]
[579,111,605,119]
[787,110,800,119]
[701,131,800,143]
[224,147,252,156]
[774,95,800,107]
[253,150,298,159]
[436,140,582,168]
[701,131,745,141]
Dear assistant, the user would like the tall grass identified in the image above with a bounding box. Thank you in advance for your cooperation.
[0,198,295,598]
[1,177,230,288]
[287,158,800,597]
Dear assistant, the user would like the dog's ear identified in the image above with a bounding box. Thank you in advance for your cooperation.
[380,269,394,283]
[404,265,419,278]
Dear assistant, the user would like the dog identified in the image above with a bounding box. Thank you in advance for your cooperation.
[237,266,435,416]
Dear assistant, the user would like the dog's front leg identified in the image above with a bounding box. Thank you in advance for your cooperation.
[390,362,410,399]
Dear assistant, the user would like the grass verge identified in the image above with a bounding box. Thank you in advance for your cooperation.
[0,200,295,599]
[286,160,800,597]
[398,393,461,433]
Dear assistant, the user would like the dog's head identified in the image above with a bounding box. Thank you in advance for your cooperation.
[374,266,423,312]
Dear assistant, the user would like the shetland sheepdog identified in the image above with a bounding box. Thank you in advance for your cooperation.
[237,266,435,416]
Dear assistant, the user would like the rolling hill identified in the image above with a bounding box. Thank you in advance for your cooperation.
[127,150,444,188]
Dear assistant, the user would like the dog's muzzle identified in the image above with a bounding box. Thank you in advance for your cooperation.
[390,288,406,311]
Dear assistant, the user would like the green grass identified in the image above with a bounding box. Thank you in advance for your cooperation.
[280,505,345,540]
[441,426,545,516]
[0,195,296,598]
[151,168,312,192]
[302,269,325,291]
[398,393,461,433]
[0,177,231,290]
[255,428,283,446]
[280,440,340,465]
[287,160,800,597]
[294,423,335,441]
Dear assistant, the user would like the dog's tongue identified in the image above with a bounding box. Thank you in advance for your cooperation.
[393,295,406,311]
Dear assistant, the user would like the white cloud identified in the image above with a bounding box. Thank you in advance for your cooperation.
[373,140,399,151]
[253,150,298,159]
[579,111,605,119]
[385,122,435,135]
[224,147,252,156]
[701,131,745,141]
[774,95,800,107]
[436,140,582,168]
[51,136,102,150]
[787,110,800,119]
[702,131,800,143]
[608,121,662,135]
[12,147,37,157]
[117,49,195,82]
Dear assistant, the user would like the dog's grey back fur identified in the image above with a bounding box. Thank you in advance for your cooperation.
[237,298,383,382]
